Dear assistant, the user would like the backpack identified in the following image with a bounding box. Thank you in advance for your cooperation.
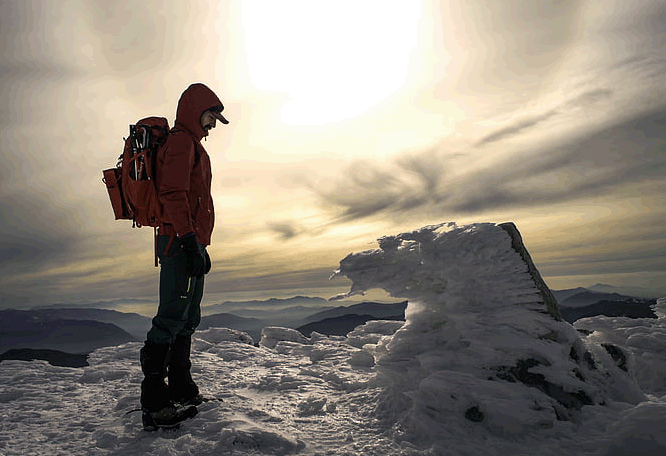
[102,116,170,265]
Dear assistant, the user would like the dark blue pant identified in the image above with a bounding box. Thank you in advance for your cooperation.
[146,235,205,345]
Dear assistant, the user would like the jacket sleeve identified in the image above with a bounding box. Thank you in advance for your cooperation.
[159,134,195,236]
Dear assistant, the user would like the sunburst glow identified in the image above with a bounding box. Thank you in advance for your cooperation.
[241,1,421,125]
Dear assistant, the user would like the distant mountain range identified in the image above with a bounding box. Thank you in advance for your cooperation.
[22,307,152,339]
[0,309,137,355]
[0,298,406,361]
[303,301,407,324]
[553,289,641,307]
[201,301,408,341]
[559,299,658,324]
[587,283,658,299]
[550,286,658,323]
[202,296,331,315]
[297,313,405,337]
[1,286,660,366]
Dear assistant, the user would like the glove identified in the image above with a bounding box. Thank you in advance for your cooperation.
[204,249,211,274]
[180,233,205,278]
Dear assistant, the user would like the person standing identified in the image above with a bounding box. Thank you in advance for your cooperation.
[140,83,229,431]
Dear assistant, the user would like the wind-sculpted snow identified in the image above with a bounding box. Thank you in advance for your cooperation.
[330,222,664,449]
[575,314,666,395]
[0,224,665,455]
[260,327,310,349]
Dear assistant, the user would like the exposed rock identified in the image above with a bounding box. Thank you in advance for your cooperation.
[498,222,562,322]
[601,343,628,372]
[464,406,484,422]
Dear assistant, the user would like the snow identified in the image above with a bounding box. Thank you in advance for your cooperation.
[1,222,666,456]
[574,312,666,395]
[259,327,310,350]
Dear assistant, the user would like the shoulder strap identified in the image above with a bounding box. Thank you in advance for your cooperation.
[169,128,200,167]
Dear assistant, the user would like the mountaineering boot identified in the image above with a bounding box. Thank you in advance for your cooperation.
[141,403,198,431]
[168,335,202,405]
[140,340,198,430]
[175,393,206,407]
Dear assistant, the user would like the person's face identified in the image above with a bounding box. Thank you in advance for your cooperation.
[200,110,217,132]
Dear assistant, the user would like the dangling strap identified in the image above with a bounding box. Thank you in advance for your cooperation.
[154,228,176,267]
[164,232,176,256]
[154,227,158,267]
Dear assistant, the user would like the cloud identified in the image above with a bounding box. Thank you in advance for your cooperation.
[475,110,559,146]
[474,89,614,146]
[0,190,81,275]
[568,89,614,107]
[311,103,666,222]
[267,221,300,241]
[309,150,453,223]
[444,105,666,214]
[205,267,341,295]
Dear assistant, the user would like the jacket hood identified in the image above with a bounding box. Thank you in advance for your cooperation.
[175,83,225,140]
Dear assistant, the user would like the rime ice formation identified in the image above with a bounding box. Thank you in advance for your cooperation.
[330,222,647,443]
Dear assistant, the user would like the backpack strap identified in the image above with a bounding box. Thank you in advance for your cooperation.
[169,128,201,167]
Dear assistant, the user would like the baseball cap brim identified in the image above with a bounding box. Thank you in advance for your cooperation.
[210,106,229,124]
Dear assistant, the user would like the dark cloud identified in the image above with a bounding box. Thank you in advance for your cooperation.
[608,54,666,81]
[311,151,452,223]
[311,104,666,222]
[267,221,300,241]
[450,105,666,213]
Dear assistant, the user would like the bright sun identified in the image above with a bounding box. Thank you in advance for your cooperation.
[241,1,422,126]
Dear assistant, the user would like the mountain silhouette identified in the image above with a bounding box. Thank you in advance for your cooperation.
[303,301,407,324]
[0,348,89,368]
[0,309,137,354]
[559,299,658,323]
[297,313,405,337]
[561,290,637,307]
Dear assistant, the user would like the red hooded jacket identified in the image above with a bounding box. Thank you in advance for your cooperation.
[157,83,223,246]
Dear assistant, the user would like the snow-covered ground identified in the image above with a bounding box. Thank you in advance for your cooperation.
[1,222,665,456]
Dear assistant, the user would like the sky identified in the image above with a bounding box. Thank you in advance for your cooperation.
[1,0,665,314]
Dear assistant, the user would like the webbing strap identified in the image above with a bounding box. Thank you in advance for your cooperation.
[154,227,158,267]
[154,229,176,267]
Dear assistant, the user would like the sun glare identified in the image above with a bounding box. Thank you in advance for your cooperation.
[241,1,421,126]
